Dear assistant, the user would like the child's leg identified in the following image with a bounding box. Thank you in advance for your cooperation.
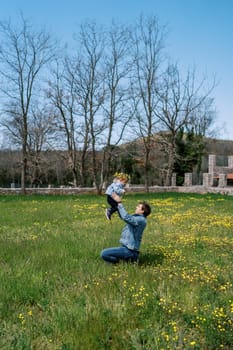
[107,195,118,215]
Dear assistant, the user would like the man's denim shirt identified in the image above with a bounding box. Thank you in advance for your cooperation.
[118,204,147,252]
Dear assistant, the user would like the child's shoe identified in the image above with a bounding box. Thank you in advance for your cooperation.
[105,208,111,220]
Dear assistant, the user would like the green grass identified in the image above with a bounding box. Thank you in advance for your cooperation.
[0,192,233,349]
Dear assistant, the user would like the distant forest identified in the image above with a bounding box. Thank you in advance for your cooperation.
[1,136,233,190]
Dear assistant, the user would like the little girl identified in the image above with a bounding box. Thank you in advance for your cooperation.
[105,172,130,220]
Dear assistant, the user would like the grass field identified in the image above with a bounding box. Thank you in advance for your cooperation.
[0,192,233,350]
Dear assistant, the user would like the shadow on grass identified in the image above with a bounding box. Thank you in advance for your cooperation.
[139,250,165,266]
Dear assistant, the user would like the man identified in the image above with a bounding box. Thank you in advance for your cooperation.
[101,193,151,263]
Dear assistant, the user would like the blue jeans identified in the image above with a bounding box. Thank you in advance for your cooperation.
[101,246,139,264]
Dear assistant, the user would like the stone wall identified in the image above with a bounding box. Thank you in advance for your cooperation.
[1,185,233,196]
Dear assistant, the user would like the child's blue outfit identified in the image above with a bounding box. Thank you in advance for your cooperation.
[105,180,125,219]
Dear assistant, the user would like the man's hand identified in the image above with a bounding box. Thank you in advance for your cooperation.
[112,192,122,203]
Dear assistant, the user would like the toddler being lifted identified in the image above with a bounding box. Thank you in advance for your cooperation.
[105,172,130,220]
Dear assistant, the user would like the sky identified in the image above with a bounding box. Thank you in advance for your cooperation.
[0,0,232,140]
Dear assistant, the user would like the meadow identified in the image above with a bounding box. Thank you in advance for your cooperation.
[0,192,233,350]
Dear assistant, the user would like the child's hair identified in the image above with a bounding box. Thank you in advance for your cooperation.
[113,172,130,182]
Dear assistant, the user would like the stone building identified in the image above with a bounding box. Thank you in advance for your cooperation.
[203,154,233,187]
[180,154,233,188]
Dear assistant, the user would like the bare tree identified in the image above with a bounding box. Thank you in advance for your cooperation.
[185,97,217,182]
[156,64,217,185]
[188,97,217,137]
[47,60,81,186]
[130,14,167,191]
[27,105,55,186]
[0,15,55,193]
[100,21,133,186]
[73,20,106,193]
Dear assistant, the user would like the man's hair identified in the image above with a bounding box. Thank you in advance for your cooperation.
[140,201,151,217]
